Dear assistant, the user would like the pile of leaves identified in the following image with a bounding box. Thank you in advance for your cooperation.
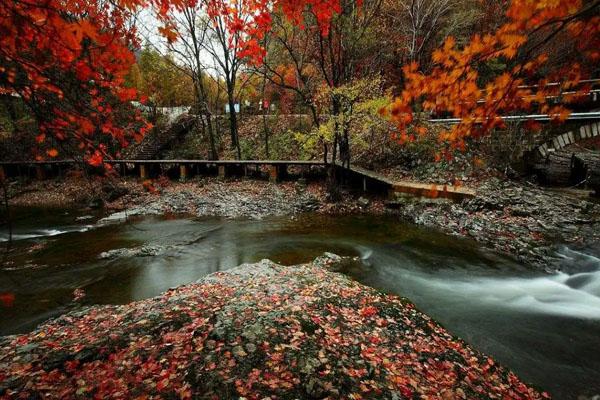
[0,255,548,399]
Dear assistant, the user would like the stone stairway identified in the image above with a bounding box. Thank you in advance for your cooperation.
[572,151,600,195]
[127,113,197,160]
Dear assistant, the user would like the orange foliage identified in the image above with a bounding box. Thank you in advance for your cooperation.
[387,0,600,150]
[1,0,357,165]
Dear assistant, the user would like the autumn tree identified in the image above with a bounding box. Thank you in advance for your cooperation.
[0,0,367,164]
[259,13,324,127]
[199,0,256,160]
[296,77,391,167]
[165,5,221,159]
[128,47,195,124]
[248,0,383,169]
[307,0,384,169]
[0,0,169,164]
[386,0,600,156]
[131,48,195,108]
[399,0,455,65]
[394,0,489,68]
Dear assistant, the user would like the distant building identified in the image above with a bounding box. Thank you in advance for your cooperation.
[224,104,240,113]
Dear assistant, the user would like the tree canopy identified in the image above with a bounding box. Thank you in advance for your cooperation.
[1,0,598,164]
[385,0,599,155]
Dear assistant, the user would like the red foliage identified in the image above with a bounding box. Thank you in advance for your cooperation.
[0,264,550,399]
[387,0,600,150]
[0,0,164,164]
[1,0,355,165]
[359,306,378,318]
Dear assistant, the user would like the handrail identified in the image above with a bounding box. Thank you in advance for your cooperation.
[429,111,600,124]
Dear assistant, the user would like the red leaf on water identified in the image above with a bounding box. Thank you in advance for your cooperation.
[0,292,15,307]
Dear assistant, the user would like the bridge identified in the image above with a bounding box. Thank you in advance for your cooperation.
[0,158,474,202]
[6,104,600,202]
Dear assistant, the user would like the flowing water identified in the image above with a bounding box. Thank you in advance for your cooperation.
[1,208,599,399]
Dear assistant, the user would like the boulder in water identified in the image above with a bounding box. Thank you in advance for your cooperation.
[0,254,548,399]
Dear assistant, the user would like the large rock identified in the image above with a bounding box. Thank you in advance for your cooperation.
[0,255,547,399]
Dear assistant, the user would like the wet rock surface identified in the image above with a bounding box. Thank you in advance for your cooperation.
[395,178,600,270]
[98,244,177,259]
[0,254,546,399]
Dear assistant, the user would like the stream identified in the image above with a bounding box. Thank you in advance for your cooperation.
[1,207,599,399]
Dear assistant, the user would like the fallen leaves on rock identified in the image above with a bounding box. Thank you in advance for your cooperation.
[0,255,549,399]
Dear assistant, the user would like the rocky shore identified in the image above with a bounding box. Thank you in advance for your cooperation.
[394,178,600,270]
[0,254,547,399]
[101,178,324,221]
[7,176,383,220]
[6,174,599,270]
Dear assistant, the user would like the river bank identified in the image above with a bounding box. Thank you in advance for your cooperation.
[4,174,600,270]
[5,176,384,219]
[393,177,600,271]
[0,253,548,399]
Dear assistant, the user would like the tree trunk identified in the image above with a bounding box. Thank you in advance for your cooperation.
[260,72,270,159]
[193,76,218,161]
[1,180,11,245]
[205,113,218,160]
[309,102,320,128]
[226,89,241,160]
[262,111,270,159]
[332,95,341,165]
[342,126,350,169]
[326,96,341,198]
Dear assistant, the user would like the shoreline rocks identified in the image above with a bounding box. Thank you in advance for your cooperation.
[99,178,381,221]
[394,178,600,270]
[6,175,599,271]
[94,179,322,221]
[0,255,547,399]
